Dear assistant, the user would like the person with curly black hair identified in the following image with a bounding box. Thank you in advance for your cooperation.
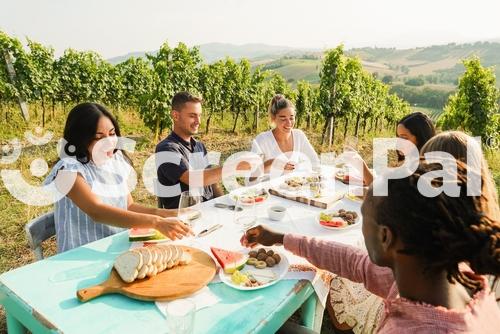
[242,161,500,333]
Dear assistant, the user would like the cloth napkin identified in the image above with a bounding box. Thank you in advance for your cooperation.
[155,286,220,317]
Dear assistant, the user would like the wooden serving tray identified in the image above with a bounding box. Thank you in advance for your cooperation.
[77,246,216,302]
[268,188,344,209]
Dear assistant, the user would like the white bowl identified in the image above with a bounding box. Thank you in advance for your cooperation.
[267,206,286,221]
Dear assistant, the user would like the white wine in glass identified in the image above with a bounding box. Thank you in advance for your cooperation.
[178,191,202,228]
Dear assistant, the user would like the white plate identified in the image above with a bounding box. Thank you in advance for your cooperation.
[317,209,360,230]
[218,249,289,291]
[228,187,270,205]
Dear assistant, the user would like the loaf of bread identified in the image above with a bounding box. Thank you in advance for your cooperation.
[113,245,192,283]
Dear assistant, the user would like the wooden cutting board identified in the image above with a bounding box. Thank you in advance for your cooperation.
[77,246,216,302]
[269,188,344,209]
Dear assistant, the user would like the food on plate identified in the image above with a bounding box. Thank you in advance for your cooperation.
[319,209,359,228]
[248,250,258,258]
[232,188,269,204]
[128,228,167,242]
[285,176,307,189]
[221,249,286,289]
[113,244,191,283]
[334,172,365,186]
[257,252,268,261]
[306,175,321,183]
[246,248,282,269]
[248,269,277,284]
[231,270,250,285]
[255,261,267,269]
[231,270,265,287]
[210,247,248,274]
[265,257,276,267]
[281,175,322,194]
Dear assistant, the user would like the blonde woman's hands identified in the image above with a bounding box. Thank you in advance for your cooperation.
[154,217,194,240]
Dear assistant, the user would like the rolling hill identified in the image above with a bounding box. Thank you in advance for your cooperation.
[108,43,319,64]
[108,41,500,88]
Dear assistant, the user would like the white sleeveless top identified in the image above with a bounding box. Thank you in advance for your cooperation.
[251,129,320,169]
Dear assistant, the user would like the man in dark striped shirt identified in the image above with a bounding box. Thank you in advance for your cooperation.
[156,92,224,209]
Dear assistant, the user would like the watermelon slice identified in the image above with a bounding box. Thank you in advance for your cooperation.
[210,247,248,274]
[128,228,167,242]
[320,219,346,228]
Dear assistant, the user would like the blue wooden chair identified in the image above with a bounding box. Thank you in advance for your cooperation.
[24,211,55,261]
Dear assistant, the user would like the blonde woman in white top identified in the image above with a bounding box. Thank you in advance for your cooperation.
[251,94,319,172]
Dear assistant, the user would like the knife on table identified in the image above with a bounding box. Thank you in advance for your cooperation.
[196,224,223,238]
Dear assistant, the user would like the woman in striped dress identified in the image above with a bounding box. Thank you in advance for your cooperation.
[44,103,192,252]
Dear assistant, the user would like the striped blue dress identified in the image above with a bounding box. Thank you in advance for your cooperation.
[44,151,131,252]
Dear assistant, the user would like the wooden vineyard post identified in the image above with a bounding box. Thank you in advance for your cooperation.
[3,51,30,122]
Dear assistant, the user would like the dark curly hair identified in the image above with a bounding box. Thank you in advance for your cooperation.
[373,160,500,292]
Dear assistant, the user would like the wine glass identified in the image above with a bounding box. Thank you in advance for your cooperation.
[339,136,360,176]
[178,191,202,228]
[233,196,257,232]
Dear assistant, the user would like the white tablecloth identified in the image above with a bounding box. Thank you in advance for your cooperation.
[140,166,366,310]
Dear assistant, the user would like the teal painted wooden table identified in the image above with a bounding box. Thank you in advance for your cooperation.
[0,231,321,334]
[1,168,364,333]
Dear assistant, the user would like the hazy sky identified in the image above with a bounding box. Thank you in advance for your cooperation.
[1,0,499,58]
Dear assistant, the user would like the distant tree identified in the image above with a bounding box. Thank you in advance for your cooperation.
[390,84,453,109]
[319,45,348,146]
[382,75,393,84]
[439,57,499,143]
[116,57,153,108]
[198,60,226,133]
[249,65,267,133]
[54,49,104,106]
[25,40,58,126]
[0,31,27,118]
[139,42,202,139]
[404,76,425,86]
[295,80,311,128]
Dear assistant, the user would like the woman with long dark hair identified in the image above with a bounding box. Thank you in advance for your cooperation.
[342,111,436,186]
[44,103,192,252]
